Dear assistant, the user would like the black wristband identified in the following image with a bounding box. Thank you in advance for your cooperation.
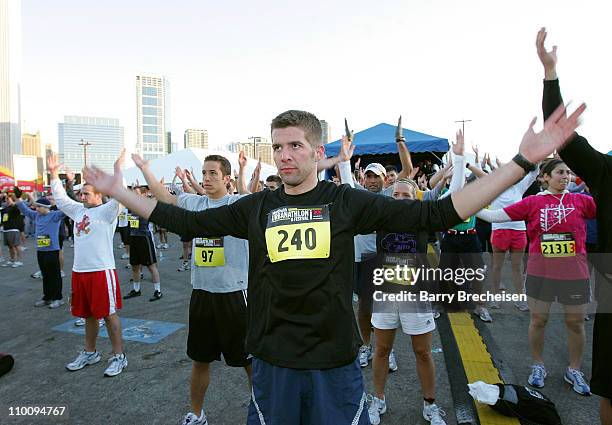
[465,163,471,169]
[512,153,536,175]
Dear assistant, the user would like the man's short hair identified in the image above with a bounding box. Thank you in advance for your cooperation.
[82,183,101,195]
[271,110,322,146]
[204,155,232,177]
[385,165,398,174]
[266,175,283,185]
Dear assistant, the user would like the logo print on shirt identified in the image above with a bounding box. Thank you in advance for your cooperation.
[539,203,575,232]
[76,215,91,236]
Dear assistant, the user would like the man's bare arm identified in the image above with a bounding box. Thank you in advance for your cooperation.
[450,103,585,219]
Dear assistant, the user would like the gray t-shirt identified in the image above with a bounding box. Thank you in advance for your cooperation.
[178,193,249,293]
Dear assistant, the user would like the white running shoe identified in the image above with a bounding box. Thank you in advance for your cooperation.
[121,253,130,260]
[163,243,169,249]
[181,411,208,425]
[359,345,372,368]
[423,402,447,425]
[74,318,86,326]
[99,319,105,327]
[66,350,101,371]
[367,395,387,425]
[31,270,42,279]
[514,301,529,312]
[118,242,125,249]
[48,299,65,309]
[388,349,398,372]
[474,306,493,322]
[11,261,23,268]
[60,270,65,277]
[34,298,50,307]
[104,353,127,377]
[2,260,14,267]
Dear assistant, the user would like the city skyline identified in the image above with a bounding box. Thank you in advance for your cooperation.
[16,1,612,165]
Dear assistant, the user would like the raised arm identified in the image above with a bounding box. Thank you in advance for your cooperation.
[450,103,586,220]
[536,27,610,188]
[46,153,85,220]
[248,160,262,193]
[16,193,37,220]
[132,153,177,205]
[185,169,206,195]
[236,151,251,194]
[396,140,414,179]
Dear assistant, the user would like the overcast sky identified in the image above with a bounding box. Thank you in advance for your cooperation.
[20,0,612,164]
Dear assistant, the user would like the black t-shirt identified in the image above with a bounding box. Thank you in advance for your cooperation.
[1,205,22,231]
[151,180,461,369]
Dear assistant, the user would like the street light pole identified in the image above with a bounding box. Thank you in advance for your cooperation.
[454,119,472,136]
[78,139,91,169]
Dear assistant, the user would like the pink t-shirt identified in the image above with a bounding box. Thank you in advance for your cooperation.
[504,192,596,280]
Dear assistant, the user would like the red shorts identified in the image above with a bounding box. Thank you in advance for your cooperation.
[491,229,527,251]
[71,270,122,319]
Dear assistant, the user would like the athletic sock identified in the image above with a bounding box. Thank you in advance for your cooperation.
[154,282,160,292]
[133,281,141,291]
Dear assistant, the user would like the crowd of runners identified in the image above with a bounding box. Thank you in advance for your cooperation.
[1,28,611,425]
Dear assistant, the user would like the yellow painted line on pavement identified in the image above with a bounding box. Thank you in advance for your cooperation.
[448,312,519,425]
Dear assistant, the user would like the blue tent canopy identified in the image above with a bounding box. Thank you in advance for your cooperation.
[325,123,449,157]
[608,150,612,156]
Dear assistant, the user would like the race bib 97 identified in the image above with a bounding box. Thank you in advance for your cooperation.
[540,232,576,258]
[194,238,225,267]
[129,216,140,228]
[265,205,330,263]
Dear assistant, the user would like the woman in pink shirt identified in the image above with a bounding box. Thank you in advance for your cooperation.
[477,159,596,396]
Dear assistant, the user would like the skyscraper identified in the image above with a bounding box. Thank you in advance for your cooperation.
[58,116,124,173]
[21,131,41,157]
[0,0,22,173]
[184,129,209,150]
[320,120,331,144]
[136,74,170,160]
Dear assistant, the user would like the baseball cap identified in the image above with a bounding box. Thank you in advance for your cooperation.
[35,197,51,208]
[364,163,386,177]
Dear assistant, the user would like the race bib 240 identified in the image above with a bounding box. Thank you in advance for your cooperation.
[265,205,330,263]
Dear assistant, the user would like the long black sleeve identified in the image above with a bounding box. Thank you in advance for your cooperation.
[345,187,462,235]
[149,194,255,240]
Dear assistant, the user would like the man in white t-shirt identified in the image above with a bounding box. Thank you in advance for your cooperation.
[48,152,127,378]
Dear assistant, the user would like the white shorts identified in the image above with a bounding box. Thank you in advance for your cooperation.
[371,301,436,335]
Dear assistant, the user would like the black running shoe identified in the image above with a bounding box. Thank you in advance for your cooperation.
[123,290,141,299]
[149,291,162,302]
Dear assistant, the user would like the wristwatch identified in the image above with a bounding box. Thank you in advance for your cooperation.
[512,153,536,174]
[465,162,471,169]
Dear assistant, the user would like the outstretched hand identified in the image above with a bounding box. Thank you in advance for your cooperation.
[238,150,247,169]
[83,165,123,196]
[339,135,355,162]
[131,152,149,171]
[46,153,60,177]
[175,166,185,181]
[518,103,586,164]
[536,27,557,73]
[451,129,465,156]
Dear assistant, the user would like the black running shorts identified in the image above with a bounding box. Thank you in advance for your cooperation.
[525,275,590,305]
[187,289,251,367]
[129,234,157,266]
